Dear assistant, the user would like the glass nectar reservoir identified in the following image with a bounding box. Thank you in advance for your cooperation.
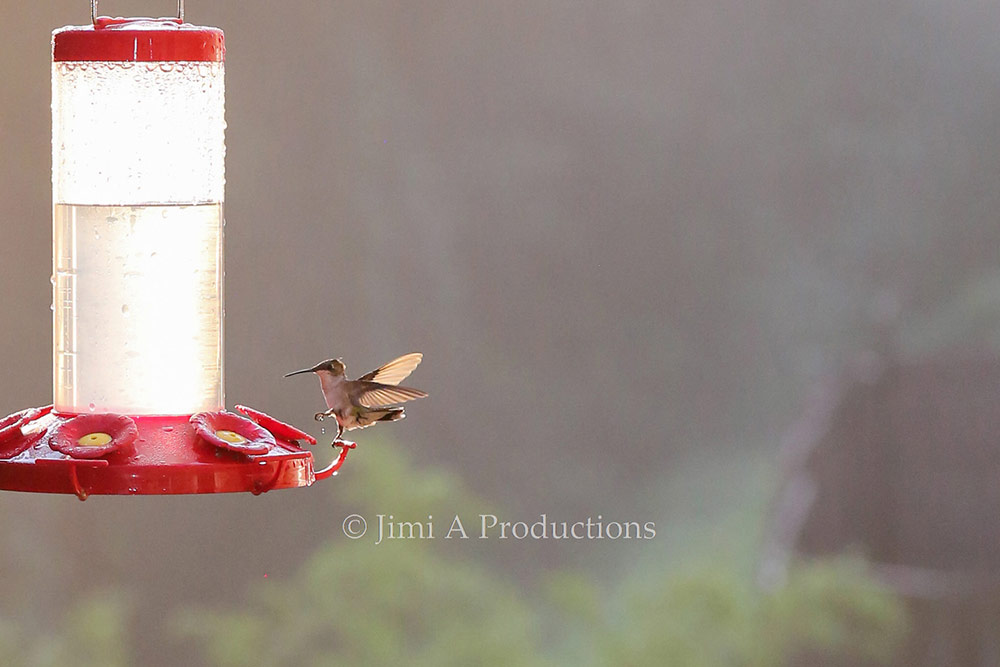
[52,15,226,415]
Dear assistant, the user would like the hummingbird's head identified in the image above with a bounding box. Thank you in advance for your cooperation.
[284,358,346,378]
[321,358,347,376]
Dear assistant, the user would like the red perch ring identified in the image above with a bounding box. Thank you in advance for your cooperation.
[190,411,275,455]
[49,413,138,459]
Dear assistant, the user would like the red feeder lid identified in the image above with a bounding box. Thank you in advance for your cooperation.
[53,17,224,62]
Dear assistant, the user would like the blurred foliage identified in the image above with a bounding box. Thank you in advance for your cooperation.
[168,443,906,667]
[0,444,908,666]
[583,558,907,667]
[173,540,546,667]
[0,591,131,667]
[172,552,906,666]
[173,441,544,667]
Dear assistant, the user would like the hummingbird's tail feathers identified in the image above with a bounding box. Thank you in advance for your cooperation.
[355,382,428,408]
[355,407,406,429]
[358,353,423,385]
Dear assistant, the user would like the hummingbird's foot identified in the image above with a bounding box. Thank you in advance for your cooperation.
[333,439,356,450]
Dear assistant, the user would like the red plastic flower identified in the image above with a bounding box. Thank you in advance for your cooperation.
[0,406,53,445]
[0,408,44,444]
[234,404,317,445]
[0,407,52,458]
[190,411,275,455]
[49,413,137,459]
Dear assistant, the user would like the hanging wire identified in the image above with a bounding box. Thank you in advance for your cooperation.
[91,1,185,24]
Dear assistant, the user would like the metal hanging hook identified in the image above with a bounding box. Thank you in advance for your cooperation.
[91,1,185,24]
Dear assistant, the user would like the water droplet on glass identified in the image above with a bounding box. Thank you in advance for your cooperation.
[49,303,55,311]
[321,428,326,435]
[94,230,100,240]
[88,402,95,412]
[121,304,129,317]
[162,426,174,432]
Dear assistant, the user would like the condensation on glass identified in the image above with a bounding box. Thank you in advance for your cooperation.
[52,59,226,415]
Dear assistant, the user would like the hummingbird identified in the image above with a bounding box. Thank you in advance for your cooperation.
[284,353,427,442]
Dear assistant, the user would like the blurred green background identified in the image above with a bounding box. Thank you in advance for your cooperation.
[3,1,1000,664]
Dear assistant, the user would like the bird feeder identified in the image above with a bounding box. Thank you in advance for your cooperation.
[0,1,349,498]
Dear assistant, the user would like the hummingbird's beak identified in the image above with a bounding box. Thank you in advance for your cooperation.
[284,368,314,378]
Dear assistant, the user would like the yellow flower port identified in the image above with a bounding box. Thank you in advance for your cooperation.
[77,432,112,447]
[214,430,247,444]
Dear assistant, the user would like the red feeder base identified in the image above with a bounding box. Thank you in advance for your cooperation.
[0,406,352,499]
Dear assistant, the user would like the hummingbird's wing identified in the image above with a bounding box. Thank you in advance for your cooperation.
[357,353,423,386]
[351,381,428,408]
